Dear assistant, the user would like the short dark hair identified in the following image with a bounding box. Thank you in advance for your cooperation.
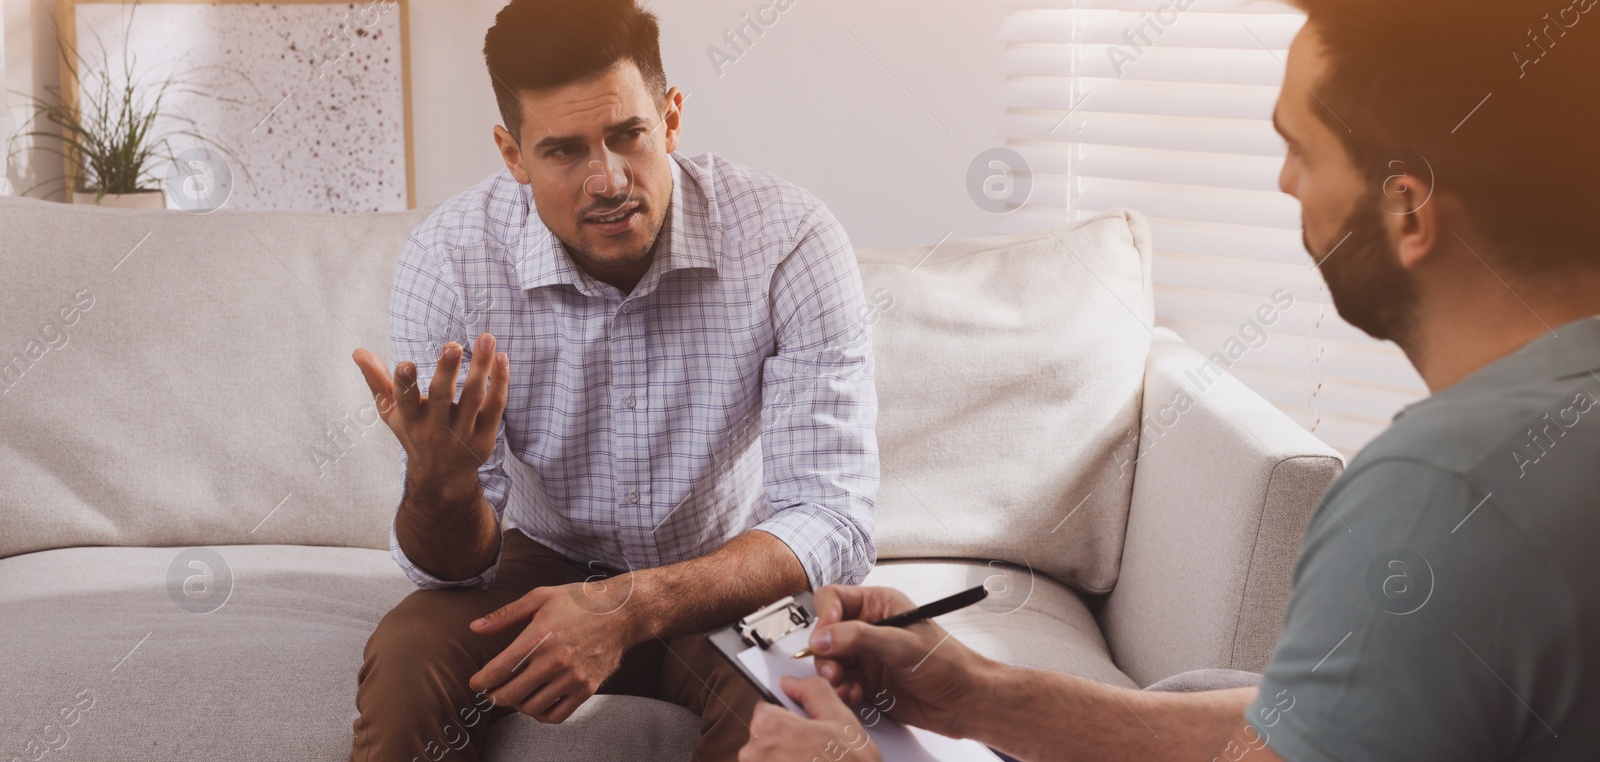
[1289,0,1599,273]
[482,0,669,146]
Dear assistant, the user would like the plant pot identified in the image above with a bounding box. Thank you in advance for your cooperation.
[70,189,168,210]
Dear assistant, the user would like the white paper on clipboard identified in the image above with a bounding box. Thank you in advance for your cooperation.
[736,624,1001,761]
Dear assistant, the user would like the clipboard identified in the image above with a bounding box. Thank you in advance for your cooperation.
[708,591,819,706]
[707,592,1003,761]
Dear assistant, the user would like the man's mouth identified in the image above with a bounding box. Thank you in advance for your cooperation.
[584,204,641,233]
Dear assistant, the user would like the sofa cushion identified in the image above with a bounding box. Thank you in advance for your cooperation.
[863,560,1136,689]
[0,544,696,761]
[1143,669,1263,693]
[0,548,1129,760]
[856,210,1154,593]
[0,196,429,559]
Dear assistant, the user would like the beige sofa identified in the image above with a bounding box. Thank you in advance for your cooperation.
[0,193,1341,760]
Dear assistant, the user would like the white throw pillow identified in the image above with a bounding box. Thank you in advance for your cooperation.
[0,196,429,559]
[857,209,1154,593]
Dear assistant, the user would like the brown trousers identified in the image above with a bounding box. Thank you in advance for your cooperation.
[349,528,762,762]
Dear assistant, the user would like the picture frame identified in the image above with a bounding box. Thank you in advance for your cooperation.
[56,0,416,211]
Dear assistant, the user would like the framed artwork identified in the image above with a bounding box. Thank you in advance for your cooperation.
[57,0,415,212]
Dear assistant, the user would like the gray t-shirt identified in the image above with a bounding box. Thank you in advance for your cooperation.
[1247,316,1600,761]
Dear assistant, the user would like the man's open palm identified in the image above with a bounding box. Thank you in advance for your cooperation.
[351,332,509,479]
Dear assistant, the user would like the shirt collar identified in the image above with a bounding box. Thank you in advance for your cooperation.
[1396,314,1600,420]
[515,154,717,296]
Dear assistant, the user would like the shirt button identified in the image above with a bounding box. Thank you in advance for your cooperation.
[627,490,640,504]
[625,394,637,409]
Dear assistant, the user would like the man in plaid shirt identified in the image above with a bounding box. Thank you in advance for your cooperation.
[347,1,879,759]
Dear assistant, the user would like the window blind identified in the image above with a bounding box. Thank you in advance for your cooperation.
[991,0,1428,458]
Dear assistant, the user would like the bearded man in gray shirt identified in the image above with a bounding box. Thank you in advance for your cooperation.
[738,0,1600,760]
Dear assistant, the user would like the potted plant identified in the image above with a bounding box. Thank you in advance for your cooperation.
[6,1,251,209]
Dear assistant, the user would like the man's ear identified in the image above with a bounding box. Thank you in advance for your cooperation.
[660,87,684,155]
[1372,153,1439,270]
[494,123,531,185]
[1391,181,1440,270]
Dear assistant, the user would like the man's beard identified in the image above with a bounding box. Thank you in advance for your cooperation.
[565,201,663,269]
[1308,202,1420,345]
[566,235,656,269]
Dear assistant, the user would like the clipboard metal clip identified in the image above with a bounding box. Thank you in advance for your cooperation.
[735,595,814,650]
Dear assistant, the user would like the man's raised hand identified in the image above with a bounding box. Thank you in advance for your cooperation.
[351,333,509,481]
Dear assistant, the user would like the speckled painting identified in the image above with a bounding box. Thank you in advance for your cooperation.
[72,1,413,212]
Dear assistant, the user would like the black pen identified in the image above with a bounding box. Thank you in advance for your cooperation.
[792,585,989,659]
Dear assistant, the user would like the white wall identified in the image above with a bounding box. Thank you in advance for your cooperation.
[410,0,1008,248]
[403,0,505,208]
[5,0,1006,248]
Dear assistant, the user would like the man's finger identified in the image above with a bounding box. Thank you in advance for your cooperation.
[482,651,557,709]
[456,333,496,420]
[521,673,579,721]
[475,352,510,435]
[811,619,927,669]
[540,693,585,724]
[814,585,915,630]
[813,656,868,702]
[813,584,864,628]
[471,626,554,697]
[351,348,398,423]
[532,684,590,724]
[781,674,852,722]
[393,361,423,417]
[471,591,540,635]
[747,702,789,741]
[427,341,464,422]
[842,679,865,706]
[351,348,394,398]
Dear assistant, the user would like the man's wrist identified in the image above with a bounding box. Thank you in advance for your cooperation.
[615,569,664,645]
[405,466,481,510]
[600,531,812,647]
[953,656,1020,742]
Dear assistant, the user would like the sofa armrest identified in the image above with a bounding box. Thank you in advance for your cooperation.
[1101,329,1344,687]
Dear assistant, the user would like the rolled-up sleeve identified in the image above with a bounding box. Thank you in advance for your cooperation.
[387,234,511,590]
[751,203,880,589]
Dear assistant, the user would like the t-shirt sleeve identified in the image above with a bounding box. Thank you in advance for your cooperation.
[1246,459,1577,762]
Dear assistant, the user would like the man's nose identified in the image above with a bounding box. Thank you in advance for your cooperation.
[584,150,630,198]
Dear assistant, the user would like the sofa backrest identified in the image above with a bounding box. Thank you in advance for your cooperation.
[0,196,429,558]
[1,197,1153,594]
[856,210,1154,593]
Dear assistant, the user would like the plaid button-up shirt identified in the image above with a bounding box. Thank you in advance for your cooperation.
[386,152,879,591]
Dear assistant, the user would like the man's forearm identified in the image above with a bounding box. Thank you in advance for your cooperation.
[394,468,501,582]
[621,529,810,644]
[961,662,1266,762]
